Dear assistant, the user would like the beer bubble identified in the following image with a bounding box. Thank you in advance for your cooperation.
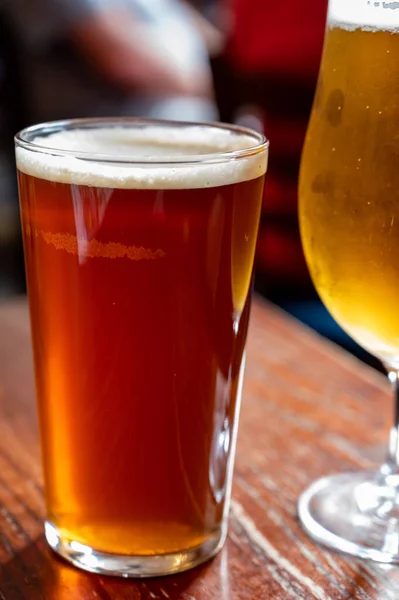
[329,0,399,30]
[16,125,267,190]
[326,90,345,126]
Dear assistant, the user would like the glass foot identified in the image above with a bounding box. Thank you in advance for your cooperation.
[298,470,399,563]
[45,521,226,577]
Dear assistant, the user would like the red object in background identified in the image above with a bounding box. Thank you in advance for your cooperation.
[228,1,327,82]
[225,0,328,291]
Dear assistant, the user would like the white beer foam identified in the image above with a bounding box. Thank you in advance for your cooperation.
[16,125,267,189]
[329,0,399,30]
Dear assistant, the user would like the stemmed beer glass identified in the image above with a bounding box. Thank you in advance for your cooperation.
[298,0,399,562]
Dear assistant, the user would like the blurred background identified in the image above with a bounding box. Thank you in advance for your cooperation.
[0,0,379,369]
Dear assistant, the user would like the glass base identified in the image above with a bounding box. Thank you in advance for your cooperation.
[45,521,226,577]
[298,470,399,564]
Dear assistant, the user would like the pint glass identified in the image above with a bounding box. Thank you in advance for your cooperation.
[15,119,268,576]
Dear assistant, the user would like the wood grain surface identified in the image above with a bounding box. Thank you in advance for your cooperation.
[0,296,397,599]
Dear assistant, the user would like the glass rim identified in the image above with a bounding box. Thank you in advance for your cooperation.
[15,117,268,166]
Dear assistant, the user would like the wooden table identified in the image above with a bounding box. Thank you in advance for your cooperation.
[0,296,397,600]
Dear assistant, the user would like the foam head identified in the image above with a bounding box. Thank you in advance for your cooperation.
[329,0,399,30]
[16,123,268,190]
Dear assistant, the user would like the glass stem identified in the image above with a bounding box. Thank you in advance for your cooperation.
[386,370,399,473]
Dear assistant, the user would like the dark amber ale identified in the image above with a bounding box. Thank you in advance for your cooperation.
[16,121,267,574]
